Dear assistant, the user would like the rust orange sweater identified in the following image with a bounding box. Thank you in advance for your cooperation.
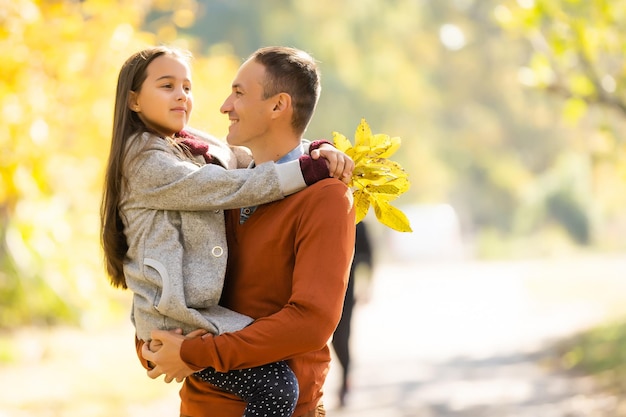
[178,178,355,417]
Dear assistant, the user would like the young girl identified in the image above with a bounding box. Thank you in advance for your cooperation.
[101,46,352,417]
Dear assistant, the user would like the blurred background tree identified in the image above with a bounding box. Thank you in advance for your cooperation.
[495,0,626,252]
[1,0,625,328]
[1,0,146,328]
[0,0,237,328]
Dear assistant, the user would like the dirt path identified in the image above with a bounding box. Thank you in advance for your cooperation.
[1,256,625,416]
[325,257,626,416]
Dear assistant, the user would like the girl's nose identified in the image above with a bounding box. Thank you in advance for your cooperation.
[177,87,188,101]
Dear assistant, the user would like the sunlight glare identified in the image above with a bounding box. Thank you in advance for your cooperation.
[439,23,466,51]
[517,0,535,9]
[110,23,134,50]
[29,118,49,145]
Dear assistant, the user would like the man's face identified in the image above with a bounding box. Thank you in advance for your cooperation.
[220,59,275,147]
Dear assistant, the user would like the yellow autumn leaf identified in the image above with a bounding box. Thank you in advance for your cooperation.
[357,161,410,187]
[365,183,406,199]
[350,145,373,162]
[363,134,401,159]
[365,175,410,195]
[354,118,373,146]
[332,131,353,154]
[372,198,412,232]
[353,189,372,224]
[332,118,412,232]
[376,135,401,158]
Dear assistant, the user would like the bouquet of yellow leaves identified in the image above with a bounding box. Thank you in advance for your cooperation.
[333,119,412,232]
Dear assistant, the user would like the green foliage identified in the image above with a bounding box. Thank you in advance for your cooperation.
[496,0,626,247]
[545,189,590,244]
[496,0,626,139]
[551,320,626,394]
[496,0,626,119]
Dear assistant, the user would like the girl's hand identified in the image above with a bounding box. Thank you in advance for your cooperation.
[311,143,354,184]
[143,329,205,383]
[146,328,206,354]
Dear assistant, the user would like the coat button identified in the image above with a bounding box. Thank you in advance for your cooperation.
[212,246,224,257]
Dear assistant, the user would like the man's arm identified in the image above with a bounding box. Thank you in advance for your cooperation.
[186,181,355,371]
[145,180,355,378]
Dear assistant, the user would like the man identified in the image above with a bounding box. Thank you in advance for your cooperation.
[142,46,356,417]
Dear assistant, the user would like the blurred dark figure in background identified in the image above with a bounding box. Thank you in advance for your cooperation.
[332,220,373,407]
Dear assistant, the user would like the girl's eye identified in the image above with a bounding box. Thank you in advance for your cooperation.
[162,84,173,89]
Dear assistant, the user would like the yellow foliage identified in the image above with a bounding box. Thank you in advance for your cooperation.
[333,119,412,232]
[0,0,222,326]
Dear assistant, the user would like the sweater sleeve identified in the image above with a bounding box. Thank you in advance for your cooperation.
[180,180,356,372]
[125,137,307,211]
[274,160,309,196]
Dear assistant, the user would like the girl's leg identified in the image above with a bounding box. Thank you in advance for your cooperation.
[195,360,299,417]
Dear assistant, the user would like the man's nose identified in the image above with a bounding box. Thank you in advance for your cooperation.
[220,97,232,113]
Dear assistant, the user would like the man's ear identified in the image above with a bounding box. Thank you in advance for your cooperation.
[270,93,292,119]
[128,91,140,112]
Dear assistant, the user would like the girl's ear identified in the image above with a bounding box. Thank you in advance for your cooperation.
[270,92,291,119]
[128,91,140,112]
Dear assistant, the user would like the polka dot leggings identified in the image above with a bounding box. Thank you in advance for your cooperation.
[195,360,299,417]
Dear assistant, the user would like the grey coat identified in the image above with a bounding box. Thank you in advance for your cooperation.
[120,131,308,341]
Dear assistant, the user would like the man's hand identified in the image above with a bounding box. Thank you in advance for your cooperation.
[142,329,206,383]
[311,144,354,184]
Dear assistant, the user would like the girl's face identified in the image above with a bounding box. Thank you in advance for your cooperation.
[129,54,193,137]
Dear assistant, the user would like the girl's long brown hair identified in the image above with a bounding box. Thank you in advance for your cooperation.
[100,46,191,288]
